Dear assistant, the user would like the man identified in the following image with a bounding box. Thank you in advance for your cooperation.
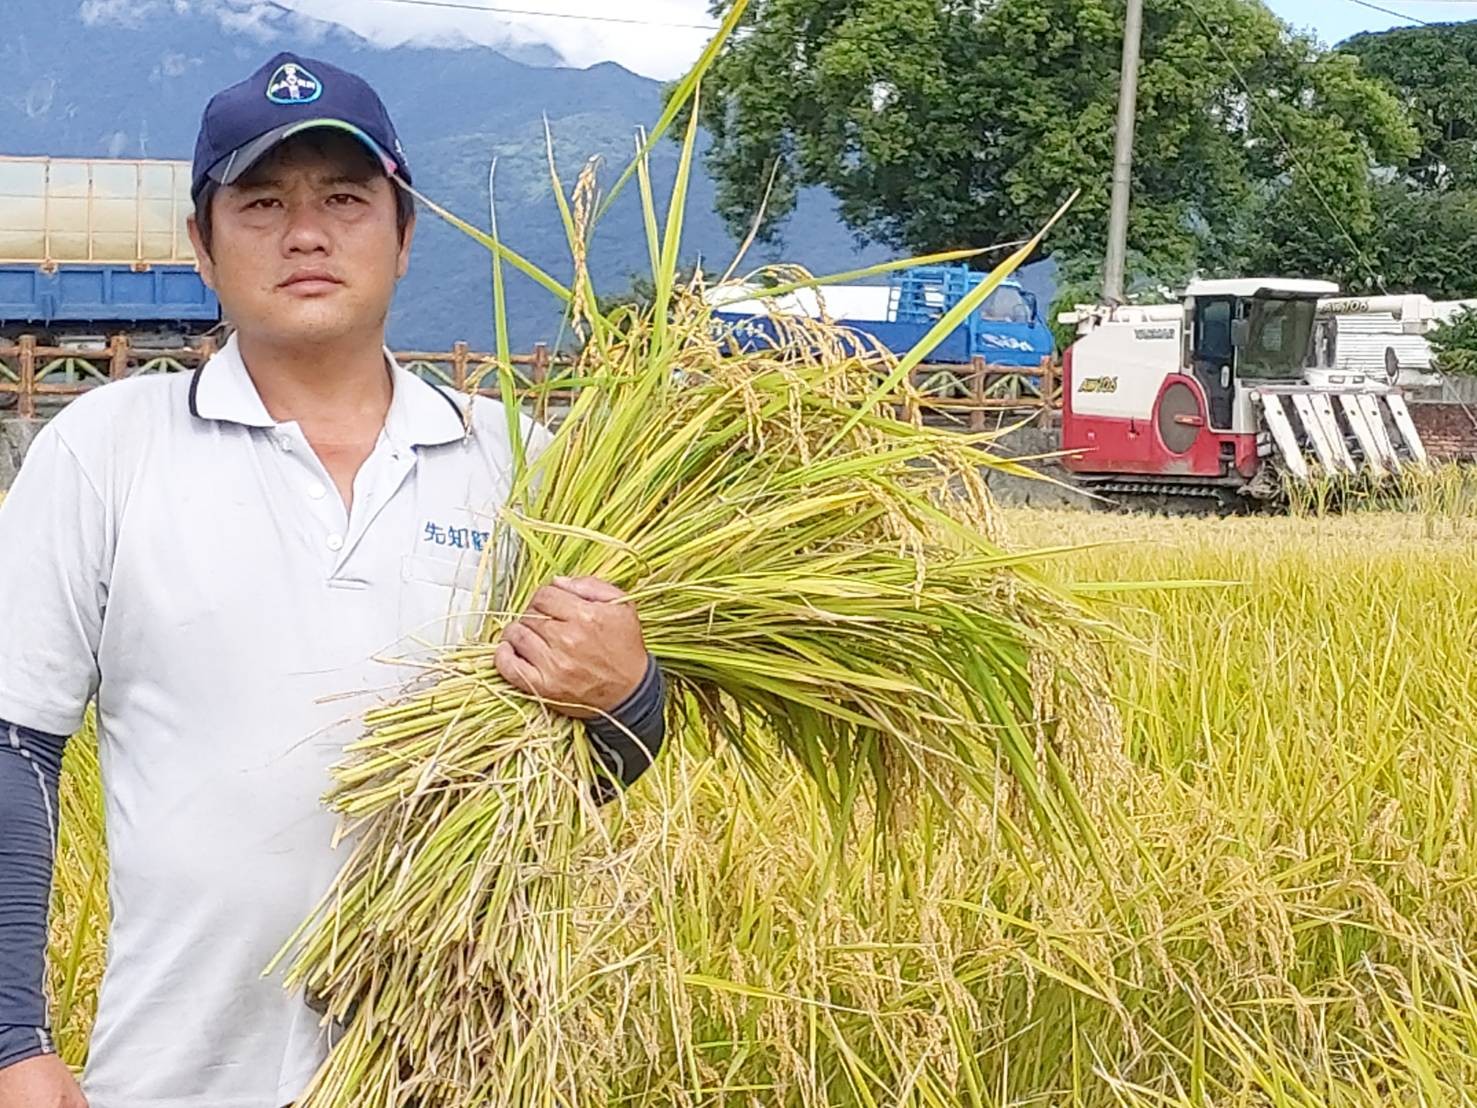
[0,53,666,1108]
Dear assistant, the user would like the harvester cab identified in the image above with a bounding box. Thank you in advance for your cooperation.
[1060,279,1428,503]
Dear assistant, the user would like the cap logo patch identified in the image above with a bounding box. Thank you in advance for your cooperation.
[266,63,323,105]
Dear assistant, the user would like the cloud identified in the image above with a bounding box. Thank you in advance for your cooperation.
[248,0,715,78]
[180,0,327,42]
[80,0,167,25]
[152,50,205,80]
[215,3,288,38]
[77,0,715,77]
[80,0,286,38]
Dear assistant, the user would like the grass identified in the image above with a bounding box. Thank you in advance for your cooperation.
[49,498,1477,1103]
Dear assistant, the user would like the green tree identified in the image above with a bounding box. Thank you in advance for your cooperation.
[1366,184,1477,300]
[1430,308,1477,378]
[698,0,1417,288]
[1338,23,1477,300]
[1343,21,1477,191]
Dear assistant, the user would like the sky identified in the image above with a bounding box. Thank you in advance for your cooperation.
[1268,0,1471,43]
[89,0,1470,80]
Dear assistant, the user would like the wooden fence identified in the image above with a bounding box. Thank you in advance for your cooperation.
[0,334,1060,429]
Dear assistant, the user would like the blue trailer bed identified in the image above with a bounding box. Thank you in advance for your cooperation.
[0,263,219,328]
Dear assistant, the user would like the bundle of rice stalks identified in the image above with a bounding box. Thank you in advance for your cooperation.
[278,10,1108,1104]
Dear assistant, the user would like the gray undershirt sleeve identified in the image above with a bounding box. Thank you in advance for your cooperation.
[0,721,66,1071]
[586,655,667,803]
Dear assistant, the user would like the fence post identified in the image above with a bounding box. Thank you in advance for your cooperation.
[452,341,470,391]
[17,335,36,420]
[110,334,129,381]
[970,356,987,434]
[532,343,551,423]
[1040,356,1058,427]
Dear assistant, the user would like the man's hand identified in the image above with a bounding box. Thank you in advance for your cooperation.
[496,576,649,720]
[0,1054,89,1107]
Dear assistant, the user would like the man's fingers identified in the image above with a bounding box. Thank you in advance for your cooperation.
[495,640,539,695]
[553,575,627,604]
[529,578,629,624]
[503,620,558,670]
[529,583,587,623]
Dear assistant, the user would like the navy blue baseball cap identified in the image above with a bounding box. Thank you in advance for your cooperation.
[191,52,411,202]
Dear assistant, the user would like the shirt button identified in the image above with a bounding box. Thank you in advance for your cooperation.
[277,436,292,452]
[326,534,344,552]
[308,482,327,500]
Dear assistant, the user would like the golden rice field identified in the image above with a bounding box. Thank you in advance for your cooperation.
[47,498,1477,1105]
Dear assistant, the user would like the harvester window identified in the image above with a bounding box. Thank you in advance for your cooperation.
[1195,299,1234,363]
[1238,298,1317,380]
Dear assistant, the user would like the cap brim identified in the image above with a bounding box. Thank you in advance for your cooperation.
[206,118,401,187]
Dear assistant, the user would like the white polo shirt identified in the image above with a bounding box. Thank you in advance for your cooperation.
[0,334,540,1108]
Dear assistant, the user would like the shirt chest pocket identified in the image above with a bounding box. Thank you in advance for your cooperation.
[398,552,486,648]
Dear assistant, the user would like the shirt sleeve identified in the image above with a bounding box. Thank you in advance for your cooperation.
[586,655,667,803]
[0,424,109,736]
[0,721,67,1071]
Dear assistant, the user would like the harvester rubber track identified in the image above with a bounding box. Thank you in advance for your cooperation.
[1084,480,1249,517]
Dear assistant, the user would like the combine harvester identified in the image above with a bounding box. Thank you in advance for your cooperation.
[1059,279,1429,509]
[709,264,1056,372]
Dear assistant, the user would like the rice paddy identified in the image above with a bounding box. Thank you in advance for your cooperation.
[48,497,1477,1105]
[20,1,1477,1099]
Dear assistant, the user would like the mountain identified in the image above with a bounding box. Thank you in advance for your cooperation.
[0,0,890,350]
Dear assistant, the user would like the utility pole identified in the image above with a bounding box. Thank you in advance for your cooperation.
[1103,0,1144,305]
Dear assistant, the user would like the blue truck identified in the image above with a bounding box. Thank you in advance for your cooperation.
[709,265,1055,369]
[0,155,219,345]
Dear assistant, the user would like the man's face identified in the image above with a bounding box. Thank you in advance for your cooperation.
[188,132,414,349]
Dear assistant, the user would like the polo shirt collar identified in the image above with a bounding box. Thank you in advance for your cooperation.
[190,334,469,447]
[189,333,275,429]
[384,353,469,449]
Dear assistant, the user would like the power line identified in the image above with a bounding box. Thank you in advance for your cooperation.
[353,0,720,30]
[1344,0,1434,25]
[1183,0,1388,293]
